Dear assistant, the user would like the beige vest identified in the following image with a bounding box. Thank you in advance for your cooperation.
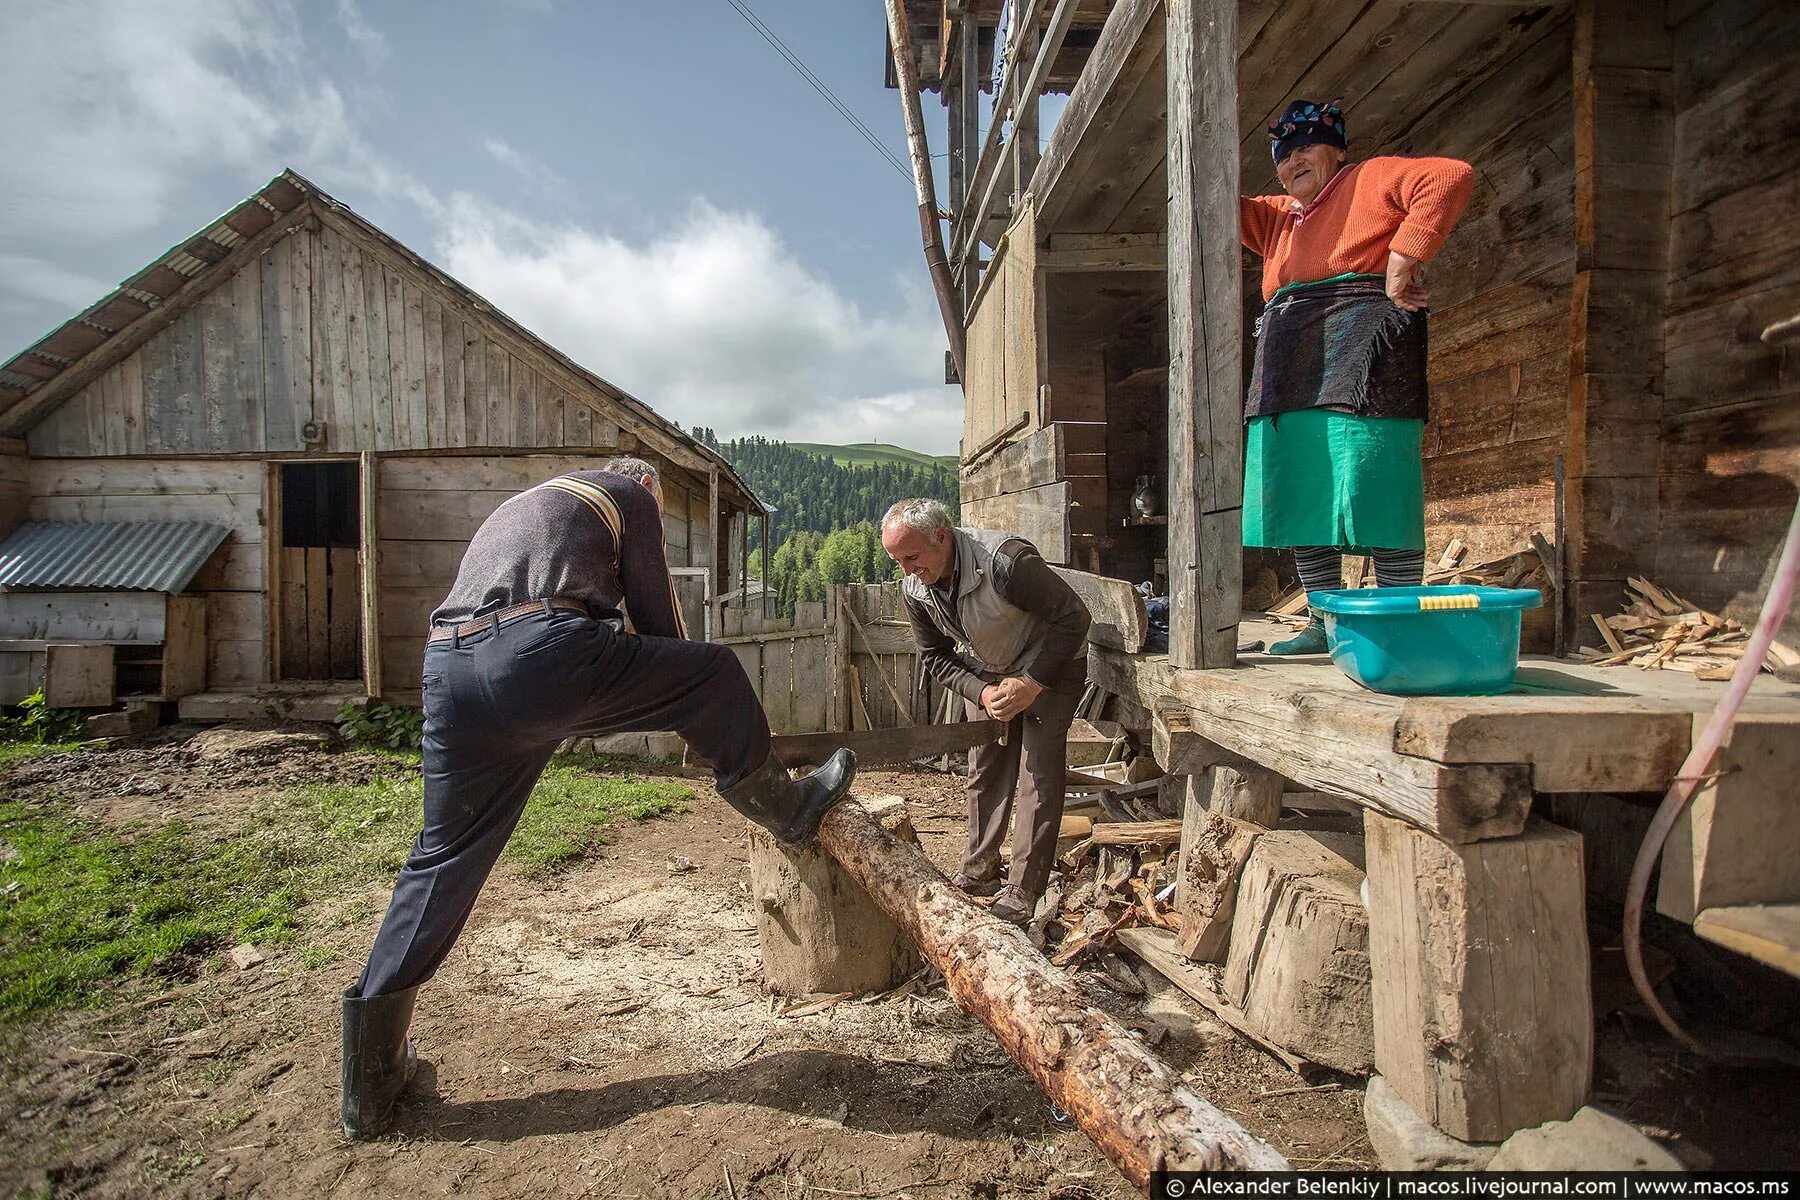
[903,527,1041,677]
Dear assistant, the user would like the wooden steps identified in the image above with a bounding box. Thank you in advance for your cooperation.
[1694,905,1800,979]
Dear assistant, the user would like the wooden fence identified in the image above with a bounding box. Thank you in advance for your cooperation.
[715,582,957,735]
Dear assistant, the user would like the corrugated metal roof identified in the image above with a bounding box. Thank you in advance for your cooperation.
[0,521,230,593]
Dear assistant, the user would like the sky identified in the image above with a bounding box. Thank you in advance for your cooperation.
[0,0,1008,456]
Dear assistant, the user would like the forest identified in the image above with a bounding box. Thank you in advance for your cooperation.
[693,429,960,613]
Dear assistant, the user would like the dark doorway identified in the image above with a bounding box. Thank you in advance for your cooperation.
[278,462,362,681]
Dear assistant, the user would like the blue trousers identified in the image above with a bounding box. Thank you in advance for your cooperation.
[355,606,768,996]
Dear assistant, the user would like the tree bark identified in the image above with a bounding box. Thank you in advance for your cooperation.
[815,797,1290,1186]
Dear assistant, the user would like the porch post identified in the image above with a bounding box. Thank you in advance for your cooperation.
[1165,0,1243,669]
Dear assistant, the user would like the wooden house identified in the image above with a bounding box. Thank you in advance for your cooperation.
[893,0,1800,1156]
[0,170,765,711]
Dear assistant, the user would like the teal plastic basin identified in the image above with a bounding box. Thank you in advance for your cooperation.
[1310,585,1544,696]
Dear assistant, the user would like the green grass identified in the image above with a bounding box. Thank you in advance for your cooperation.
[789,441,958,471]
[0,741,80,766]
[0,754,690,1024]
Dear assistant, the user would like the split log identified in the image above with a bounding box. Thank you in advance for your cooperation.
[751,795,922,996]
[816,795,1290,1181]
[1222,831,1373,1075]
[1177,810,1264,962]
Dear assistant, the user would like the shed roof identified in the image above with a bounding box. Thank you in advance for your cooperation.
[0,521,230,593]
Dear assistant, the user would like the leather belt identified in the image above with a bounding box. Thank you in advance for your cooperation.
[428,596,588,644]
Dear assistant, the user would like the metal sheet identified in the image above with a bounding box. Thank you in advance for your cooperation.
[0,521,230,593]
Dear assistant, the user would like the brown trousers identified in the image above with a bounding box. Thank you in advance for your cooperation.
[961,684,1080,899]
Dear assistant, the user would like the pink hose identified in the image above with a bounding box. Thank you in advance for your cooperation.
[1622,497,1800,1055]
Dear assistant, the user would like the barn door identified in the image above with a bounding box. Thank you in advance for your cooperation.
[277,461,362,681]
[669,566,711,641]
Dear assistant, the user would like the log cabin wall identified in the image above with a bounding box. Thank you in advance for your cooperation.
[1656,0,1800,641]
[1375,15,1577,568]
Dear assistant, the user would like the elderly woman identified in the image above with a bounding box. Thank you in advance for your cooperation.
[1240,99,1474,654]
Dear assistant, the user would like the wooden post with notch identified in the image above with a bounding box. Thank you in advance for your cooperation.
[1165,0,1243,669]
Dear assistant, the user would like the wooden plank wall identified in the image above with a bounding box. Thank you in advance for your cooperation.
[1395,16,1577,565]
[961,202,1044,455]
[1656,0,1800,641]
[376,454,707,693]
[26,218,632,459]
[960,422,1107,565]
[837,582,954,731]
[25,459,264,686]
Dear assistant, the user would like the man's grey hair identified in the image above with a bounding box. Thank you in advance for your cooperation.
[881,497,953,538]
[596,456,659,482]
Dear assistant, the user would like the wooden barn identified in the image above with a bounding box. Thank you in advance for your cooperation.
[889,0,1800,1162]
[0,170,765,714]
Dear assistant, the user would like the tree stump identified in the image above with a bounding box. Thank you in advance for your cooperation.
[1223,830,1374,1075]
[750,793,922,995]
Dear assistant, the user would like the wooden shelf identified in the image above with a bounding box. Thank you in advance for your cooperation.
[1695,904,1800,978]
[1123,514,1168,526]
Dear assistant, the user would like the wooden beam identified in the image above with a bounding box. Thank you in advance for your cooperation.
[1091,651,1533,842]
[1165,0,1243,669]
[1040,233,1167,271]
[359,449,382,698]
[1030,0,1161,228]
[815,796,1291,1180]
[1364,812,1591,1143]
[771,720,1003,769]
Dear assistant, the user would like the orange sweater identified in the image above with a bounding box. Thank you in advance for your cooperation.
[1240,156,1475,302]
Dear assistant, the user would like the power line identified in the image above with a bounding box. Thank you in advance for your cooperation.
[723,0,914,182]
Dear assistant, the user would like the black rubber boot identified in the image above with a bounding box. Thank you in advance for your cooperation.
[719,748,857,846]
[341,985,418,1139]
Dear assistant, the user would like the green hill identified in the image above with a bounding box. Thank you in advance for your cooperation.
[789,442,959,471]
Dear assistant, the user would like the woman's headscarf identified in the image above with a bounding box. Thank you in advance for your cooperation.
[1269,98,1347,165]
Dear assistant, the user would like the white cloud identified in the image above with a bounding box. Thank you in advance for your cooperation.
[483,138,564,192]
[0,0,319,238]
[0,256,115,316]
[433,197,961,453]
[334,0,386,62]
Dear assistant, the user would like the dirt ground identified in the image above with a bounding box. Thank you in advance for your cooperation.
[3,724,1796,1198]
[0,728,1371,1199]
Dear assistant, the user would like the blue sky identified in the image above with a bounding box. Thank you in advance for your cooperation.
[0,0,995,454]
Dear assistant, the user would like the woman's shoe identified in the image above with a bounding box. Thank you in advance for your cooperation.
[1268,611,1329,655]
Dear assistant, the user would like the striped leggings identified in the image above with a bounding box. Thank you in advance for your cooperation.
[1292,546,1425,596]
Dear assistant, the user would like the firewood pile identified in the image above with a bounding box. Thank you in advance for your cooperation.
[1030,816,1184,974]
[1580,577,1800,678]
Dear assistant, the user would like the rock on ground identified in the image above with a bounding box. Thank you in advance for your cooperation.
[1364,1075,1498,1171]
[1487,1106,1686,1172]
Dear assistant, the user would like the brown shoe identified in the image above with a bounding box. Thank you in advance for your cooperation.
[952,871,1002,898]
[988,885,1036,926]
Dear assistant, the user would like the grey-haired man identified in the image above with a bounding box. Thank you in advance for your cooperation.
[880,498,1090,925]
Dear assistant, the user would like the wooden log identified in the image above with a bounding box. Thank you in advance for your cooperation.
[1364,812,1591,1143]
[1177,809,1264,963]
[770,720,1003,770]
[815,795,1290,1179]
[1051,565,1147,653]
[1223,832,1374,1076]
[751,795,923,996]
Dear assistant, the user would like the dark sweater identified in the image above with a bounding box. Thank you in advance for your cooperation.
[903,537,1091,701]
[432,470,686,639]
